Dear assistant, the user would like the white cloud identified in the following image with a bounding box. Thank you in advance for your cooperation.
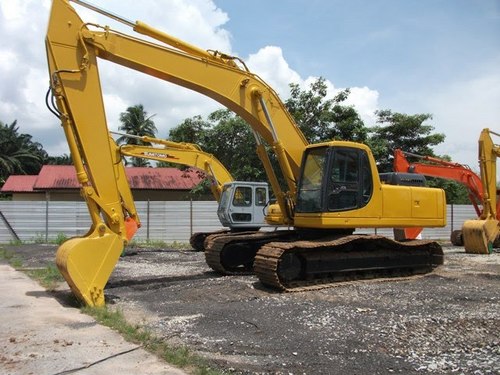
[344,87,379,126]
[0,0,54,134]
[45,139,70,157]
[423,63,500,172]
[72,0,231,52]
[246,46,302,97]
[246,46,380,126]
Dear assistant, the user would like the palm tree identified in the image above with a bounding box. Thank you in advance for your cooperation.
[117,104,157,167]
[47,154,73,165]
[0,120,46,186]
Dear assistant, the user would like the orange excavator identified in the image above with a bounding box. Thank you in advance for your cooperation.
[393,128,500,253]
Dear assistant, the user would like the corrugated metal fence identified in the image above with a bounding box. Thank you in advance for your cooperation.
[0,201,477,244]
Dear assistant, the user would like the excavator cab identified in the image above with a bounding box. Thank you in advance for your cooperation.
[217,182,269,229]
[296,145,373,213]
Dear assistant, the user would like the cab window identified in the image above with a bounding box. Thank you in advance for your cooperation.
[255,187,267,206]
[296,147,327,212]
[327,148,372,211]
[232,186,252,207]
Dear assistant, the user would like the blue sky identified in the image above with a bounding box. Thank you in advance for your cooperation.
[0,0,499,171]
[216,0,499,108]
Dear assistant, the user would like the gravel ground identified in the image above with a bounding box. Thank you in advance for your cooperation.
[2,243,499,375]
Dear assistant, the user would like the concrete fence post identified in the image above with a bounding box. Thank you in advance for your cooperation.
[147,199,150,241]
[190,199,193,237]
[45,192,50,243]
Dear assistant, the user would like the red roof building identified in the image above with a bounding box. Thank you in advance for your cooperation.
[1,175,38,193]
[1,165,208,201]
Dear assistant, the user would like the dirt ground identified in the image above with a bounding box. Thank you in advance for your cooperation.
[3,243,499,375]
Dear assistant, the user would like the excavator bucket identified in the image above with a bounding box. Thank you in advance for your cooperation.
[462,219,498,254]
[56,225,125,306]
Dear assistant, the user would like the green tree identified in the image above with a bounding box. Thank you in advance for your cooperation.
[168,115,209,145]
[285,77,367,143]
[46,154,72,165]
[117,104,157,167]
[168,109,265,182]
[205,109,265,181]
[368,110,445,172]
[167,81,460,204]
[0,120,47,186]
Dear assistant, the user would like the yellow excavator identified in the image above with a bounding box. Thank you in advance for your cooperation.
[108,132,269,250]
[461,128,500,254]
[46,0,446,306]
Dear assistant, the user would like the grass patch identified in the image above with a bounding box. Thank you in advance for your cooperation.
[26,265,65,290]
[53,232,68,245]
[33,233,46,244]
[127,239,192,250]
[0,246,63,290]
[82,306,222,375]
[0,247,23,268]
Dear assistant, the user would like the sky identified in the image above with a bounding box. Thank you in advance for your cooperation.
[0,0,499,172]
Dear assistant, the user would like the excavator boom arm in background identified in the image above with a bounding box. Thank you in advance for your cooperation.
[393,148,485,216]
[461,129,500,254]
[394,129,500,254]
[109,132,234,201]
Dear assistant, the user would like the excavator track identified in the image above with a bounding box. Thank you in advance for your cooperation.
[253,234,443,291]
[190,229,230,252]
[205,230,297,274]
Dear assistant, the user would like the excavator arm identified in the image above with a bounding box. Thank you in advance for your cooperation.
[109,133,233,201]
[46,2,145,306]
[394,130,500,254]
[462,129,500,254]
[393,148,484,216]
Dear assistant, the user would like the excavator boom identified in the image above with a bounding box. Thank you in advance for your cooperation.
[109,133,270,250]
[110,132,233,201]
[462,129,500,254]
[394,148,484,216]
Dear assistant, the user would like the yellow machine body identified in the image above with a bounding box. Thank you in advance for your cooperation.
[45,0,446,305]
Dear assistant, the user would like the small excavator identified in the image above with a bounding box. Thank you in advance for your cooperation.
[108,131,269,251]
[393,128,500,254]
[46,0,446,306]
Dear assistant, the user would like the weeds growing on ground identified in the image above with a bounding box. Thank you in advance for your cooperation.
[26,265,64,290]
[54,232,68,245]
[0,247,64,289]
[0,247,22,268]
[126,239,192,250]
[82,306,221,375]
